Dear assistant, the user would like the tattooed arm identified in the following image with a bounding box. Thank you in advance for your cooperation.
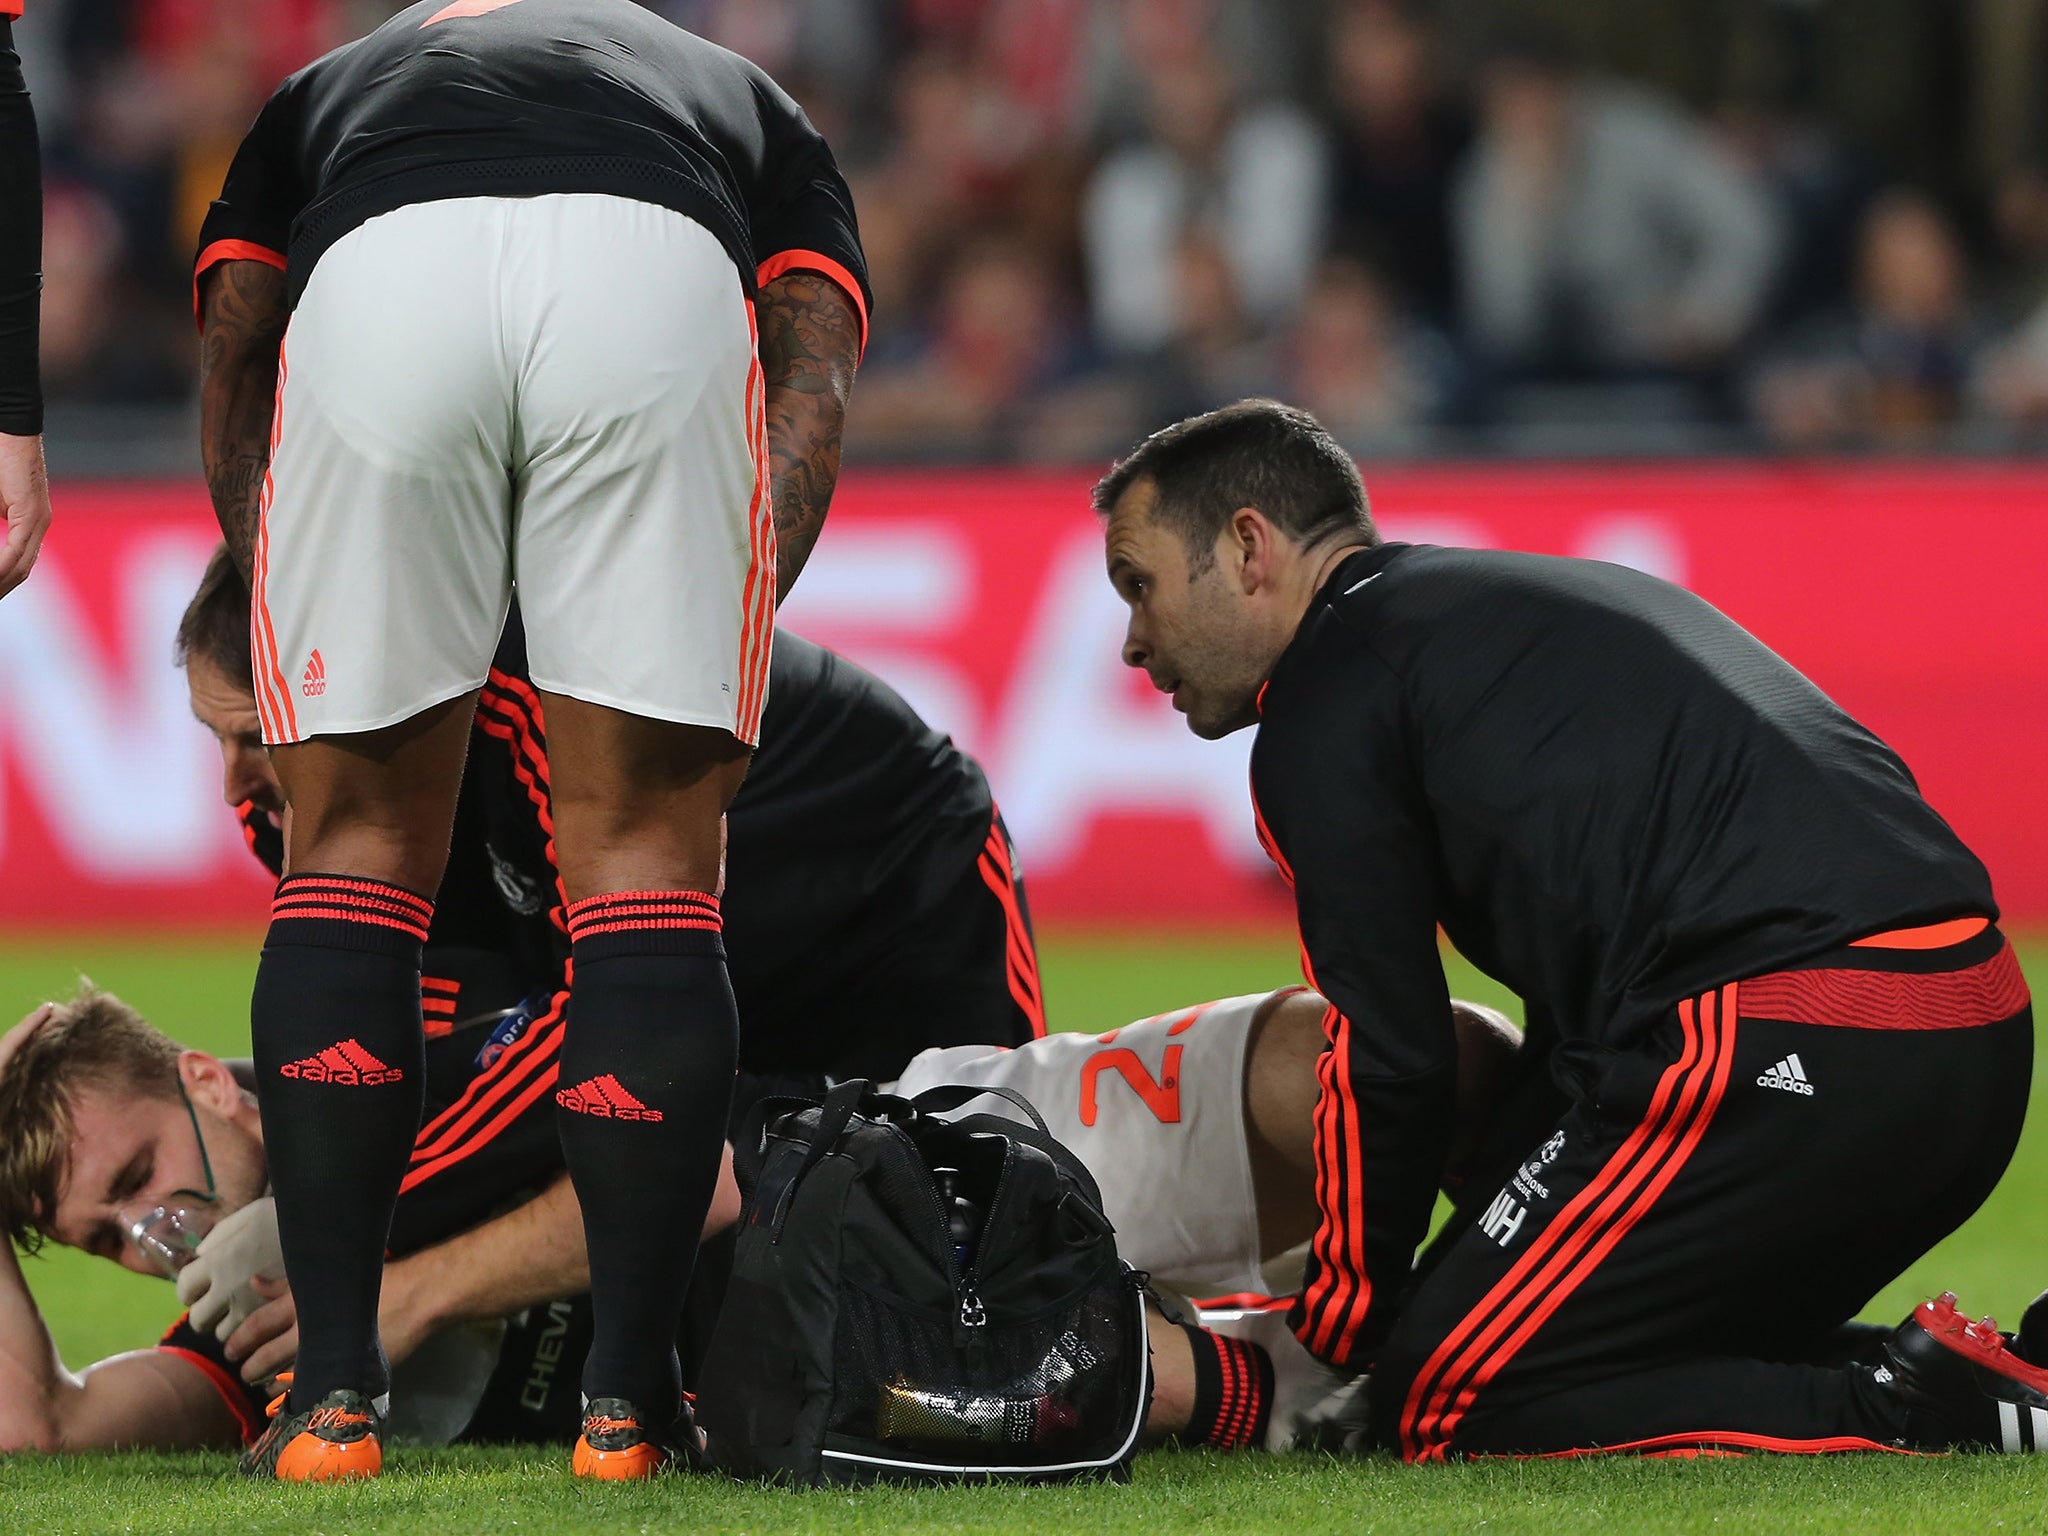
[755,271,860,604]
[198,261,289,584]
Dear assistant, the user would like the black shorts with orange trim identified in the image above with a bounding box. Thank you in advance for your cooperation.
[1375,919,2032,1461]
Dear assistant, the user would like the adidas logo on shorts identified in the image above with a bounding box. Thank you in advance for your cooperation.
[1756,1053,1815,1095]
[302,650,327,698]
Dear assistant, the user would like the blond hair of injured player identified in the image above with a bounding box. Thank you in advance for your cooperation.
[0,986,1520,1457]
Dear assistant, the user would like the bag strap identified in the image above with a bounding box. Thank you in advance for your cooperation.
[793,1078,872,1177]
[732,1095,806,1190]
[907,1080,1052,1137]
[734,1077,877,1193]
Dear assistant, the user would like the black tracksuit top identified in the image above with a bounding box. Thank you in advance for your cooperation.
[1250,542,1995,1330]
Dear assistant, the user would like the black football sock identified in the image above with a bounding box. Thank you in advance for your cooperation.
[1172,1324,1275,1450]
[558,890,738,1424]
[251,873,430,1412]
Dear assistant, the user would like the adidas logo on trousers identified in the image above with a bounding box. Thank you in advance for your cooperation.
[1757,1053,1815,1095]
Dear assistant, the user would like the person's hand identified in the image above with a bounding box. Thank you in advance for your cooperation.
[0,431,51,600]
[373,1256,439,1371]
[224,1274,299,1384]
[176,1196,284,1341]
[0,1003,55,1085]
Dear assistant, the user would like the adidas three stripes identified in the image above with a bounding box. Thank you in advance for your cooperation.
[1372,924,2032,1459]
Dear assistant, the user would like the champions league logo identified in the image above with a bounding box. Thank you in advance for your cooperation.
[476,1007,533,1071]
[1512,1130,1568,1204]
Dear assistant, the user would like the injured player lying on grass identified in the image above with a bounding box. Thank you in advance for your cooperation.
[0,985,1523,1458]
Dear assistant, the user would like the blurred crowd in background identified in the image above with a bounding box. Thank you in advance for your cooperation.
[19,0,2048,460]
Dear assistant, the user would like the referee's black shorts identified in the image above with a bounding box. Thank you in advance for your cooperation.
[1375,917,2032,1461]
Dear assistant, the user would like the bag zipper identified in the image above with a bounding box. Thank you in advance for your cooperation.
[951,1132,1021,1346]
[956,1272,987,1336]
[886,1118,1019,1346]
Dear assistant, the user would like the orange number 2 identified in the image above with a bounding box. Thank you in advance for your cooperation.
[1080,1045,1183,1126]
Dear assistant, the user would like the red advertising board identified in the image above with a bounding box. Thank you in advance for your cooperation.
[3,466,2046,930]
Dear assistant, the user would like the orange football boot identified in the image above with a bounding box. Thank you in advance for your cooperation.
[240,1375,383,1481]
[573,1396,702,1480]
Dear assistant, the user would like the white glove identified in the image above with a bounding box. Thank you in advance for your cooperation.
[176,1195,284,1341]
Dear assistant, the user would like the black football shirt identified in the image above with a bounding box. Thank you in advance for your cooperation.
[193,0,869,333]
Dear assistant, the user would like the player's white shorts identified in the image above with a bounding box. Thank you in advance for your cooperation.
[892,991,1284,1299]
[250,193,772,747]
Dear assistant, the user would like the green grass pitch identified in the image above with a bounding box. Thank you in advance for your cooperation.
[4,929,2046,1534]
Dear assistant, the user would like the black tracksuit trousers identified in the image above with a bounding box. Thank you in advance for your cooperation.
[1374,922,2033,1460]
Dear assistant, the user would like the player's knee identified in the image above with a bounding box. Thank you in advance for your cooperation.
[281,795,453,892]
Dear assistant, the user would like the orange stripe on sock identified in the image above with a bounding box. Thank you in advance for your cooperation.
[269,908,429,941]
[278,876,433,918]
[565,891,722,942]
[1214,1331,1241,1448]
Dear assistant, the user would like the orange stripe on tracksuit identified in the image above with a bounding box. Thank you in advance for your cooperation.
[402,989,568,1194]
[1254,777,1378,1359]
[1518,1429,1919,1460]
[1299,1002,1377,1361]
[474,672,569,931]
[1398,985,1741,1462]
[974,810,1047,1038]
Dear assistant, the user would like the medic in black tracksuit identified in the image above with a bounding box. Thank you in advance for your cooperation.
[1250,541,2032,1459]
